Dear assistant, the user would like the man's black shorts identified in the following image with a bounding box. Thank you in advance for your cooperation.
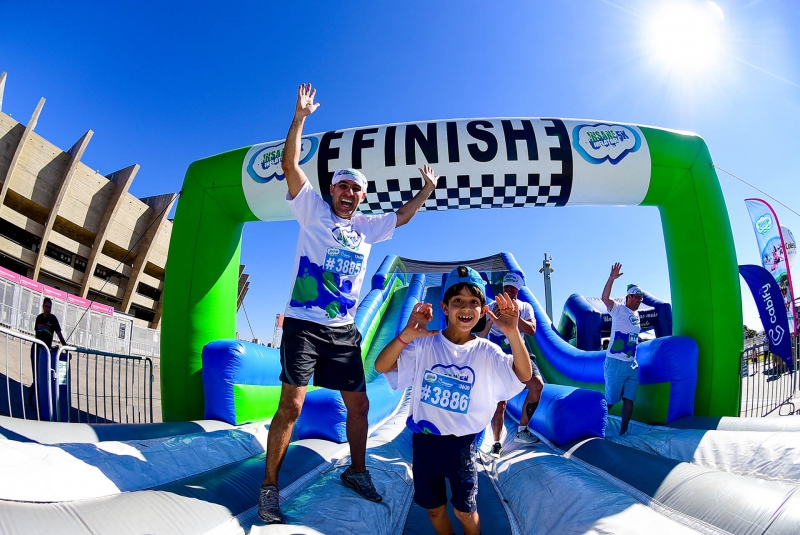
[280,317,366,392]
[411,432,478,513]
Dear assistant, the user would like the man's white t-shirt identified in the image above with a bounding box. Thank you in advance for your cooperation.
[285,181,396,326]
[606,302,641,362]
[487,299,535,345]
[386,333,525,436]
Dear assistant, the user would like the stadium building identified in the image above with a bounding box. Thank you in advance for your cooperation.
[0,72,248,356]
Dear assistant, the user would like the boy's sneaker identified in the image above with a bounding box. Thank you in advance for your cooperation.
[340,466,383,502]
[514,427,540,444]
[489,442,502,458]
[257,484,285,525]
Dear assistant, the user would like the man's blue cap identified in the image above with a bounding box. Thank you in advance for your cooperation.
[443,265,486,297]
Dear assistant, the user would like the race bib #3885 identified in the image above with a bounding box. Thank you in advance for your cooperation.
[323,247,364,276]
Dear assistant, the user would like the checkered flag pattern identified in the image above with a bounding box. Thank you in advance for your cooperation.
[360,173,569,214]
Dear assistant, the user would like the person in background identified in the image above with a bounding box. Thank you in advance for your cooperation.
[600,263,642,435]
[478,272,543,458]
[29,297,67,405]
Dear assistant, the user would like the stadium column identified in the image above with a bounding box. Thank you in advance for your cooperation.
[32,129,94,280]
[0,71,6,110]
[0,96,46,209]
[120,193,178,321]
[80,164,139,297]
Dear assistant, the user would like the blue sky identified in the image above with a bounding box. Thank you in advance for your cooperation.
[1,0,798,341]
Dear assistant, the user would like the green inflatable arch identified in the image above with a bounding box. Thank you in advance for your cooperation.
[161,118,742,422]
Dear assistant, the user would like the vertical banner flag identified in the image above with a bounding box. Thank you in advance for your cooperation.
[739,265,793,370]
[745,199,797,335]
[782,226,796,268]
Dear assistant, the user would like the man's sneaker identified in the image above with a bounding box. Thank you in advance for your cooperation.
[514,427,540,444]
[489,442,502,458]
[340,466,383,502]
[257,484,285,525]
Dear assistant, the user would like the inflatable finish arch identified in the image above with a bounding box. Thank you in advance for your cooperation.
[162,118,741,421]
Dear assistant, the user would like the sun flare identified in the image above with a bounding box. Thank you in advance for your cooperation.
[648,1,725,73]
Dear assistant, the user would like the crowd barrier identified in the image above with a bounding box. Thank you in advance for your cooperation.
[0,326,153,423]
[739,338,799,417]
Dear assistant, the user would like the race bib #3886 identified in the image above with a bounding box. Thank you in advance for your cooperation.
[420,369,472,414]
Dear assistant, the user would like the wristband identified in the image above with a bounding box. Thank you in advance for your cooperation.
[397,335,410,346]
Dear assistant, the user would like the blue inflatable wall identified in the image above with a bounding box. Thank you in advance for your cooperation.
[508,384,607,446]
[202,340,284,424]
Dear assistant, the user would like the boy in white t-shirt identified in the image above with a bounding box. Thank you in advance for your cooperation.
[600,262,643,435]
[376,266,531,535]
[478,272,543,457]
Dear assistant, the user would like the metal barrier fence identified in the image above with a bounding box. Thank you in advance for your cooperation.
[68,347,154,423]
[0,326,153,423]
[130,324,160,358]
[739,338,799,417]
[0,327,54,421]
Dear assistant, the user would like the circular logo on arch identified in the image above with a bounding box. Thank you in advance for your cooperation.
[246,137,319,184]
[572,123,642,165]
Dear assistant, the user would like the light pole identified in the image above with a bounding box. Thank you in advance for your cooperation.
[539,253,554,320]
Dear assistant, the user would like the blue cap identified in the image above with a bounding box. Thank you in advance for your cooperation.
[443,266,486,297]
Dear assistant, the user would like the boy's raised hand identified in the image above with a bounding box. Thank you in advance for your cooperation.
[400,302,438,342]
[485,293,520,336]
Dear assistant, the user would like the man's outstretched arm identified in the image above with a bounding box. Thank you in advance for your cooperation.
[395,164,437,227]
[602,262,623,312]
[281,83,320,199]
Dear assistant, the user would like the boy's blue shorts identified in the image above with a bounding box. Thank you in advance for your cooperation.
[412,432,478,513]
[604,357,639,405]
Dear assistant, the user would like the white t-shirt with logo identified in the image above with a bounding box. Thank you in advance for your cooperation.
[284,181,396,326]
[386,333,525,436]
[606,302,641,362]
[487,299,535,344]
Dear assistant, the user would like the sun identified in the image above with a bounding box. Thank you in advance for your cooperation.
[647,1,725,73]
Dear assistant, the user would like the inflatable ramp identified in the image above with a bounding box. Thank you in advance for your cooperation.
[6,406,799,534]
[2,252,798,534]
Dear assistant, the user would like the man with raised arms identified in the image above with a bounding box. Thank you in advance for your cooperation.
[258,83,438,524]
[601,262,643,436]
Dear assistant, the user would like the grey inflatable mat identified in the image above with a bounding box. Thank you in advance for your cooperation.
[570,437,800,535]
[0,414,234,443]
[0,442,337,535]
[667,415,800,432]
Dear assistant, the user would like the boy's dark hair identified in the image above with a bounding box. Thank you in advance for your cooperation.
[42,297,52,306]
[442,266,486,308]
